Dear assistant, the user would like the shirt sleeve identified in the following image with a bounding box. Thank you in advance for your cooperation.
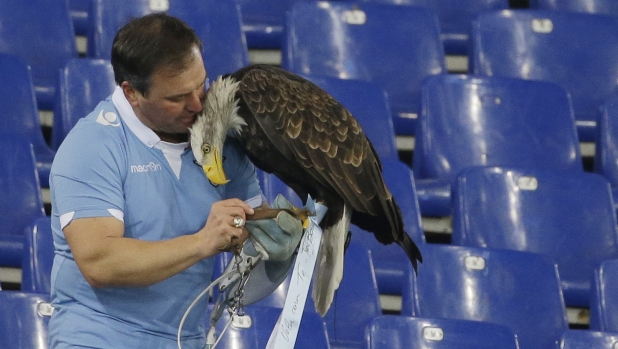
[50,121,126,223]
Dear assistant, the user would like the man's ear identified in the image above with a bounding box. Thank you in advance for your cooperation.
[121,81,139,107]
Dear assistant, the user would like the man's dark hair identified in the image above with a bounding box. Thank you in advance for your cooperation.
[111,13,203,96]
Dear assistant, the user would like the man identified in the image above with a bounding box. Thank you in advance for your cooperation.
[48,13,263,348]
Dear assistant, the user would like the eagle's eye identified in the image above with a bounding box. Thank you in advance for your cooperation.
[202,144,211,154]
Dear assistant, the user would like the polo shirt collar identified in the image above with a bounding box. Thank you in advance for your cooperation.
[111,86,164,148]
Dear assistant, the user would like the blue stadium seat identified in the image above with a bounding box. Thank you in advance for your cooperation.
[354,0,508,56]
[367,315,520,349]
[590,259,618,332]
[69,0,92,36]
[299,75,399,161]
[452,166,618,308]
[52,58,115,150]
[236,0,314,49]
[403,244,568,349]
[0,1,78,110]
[470,9,618,142]
[414,74,581,216]
[427,0,509,56]
[319,240,380,349]
[21,217,54,294]
[0,134,46,268]
[0,53,56,187]
[595,95,618,188]
[214,241,380,349]
[0,291,52,349]
[207,305,330,349]
[350,159,425,295]
[530,0,618,15]
[559,330,618,349]
[283,2,447,136]
[88,0,249,79]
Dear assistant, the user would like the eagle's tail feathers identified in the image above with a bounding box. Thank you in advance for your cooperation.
[399,233,423,274]
[312,204,351,316]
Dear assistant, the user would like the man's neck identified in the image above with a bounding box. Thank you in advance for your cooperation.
[156,132,189,143]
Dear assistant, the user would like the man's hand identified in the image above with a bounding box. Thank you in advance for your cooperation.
[197,198,254,256]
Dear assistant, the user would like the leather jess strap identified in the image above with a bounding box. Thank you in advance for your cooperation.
[246,208,312,221]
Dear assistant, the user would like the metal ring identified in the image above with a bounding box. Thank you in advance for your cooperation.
[233,216,245,228]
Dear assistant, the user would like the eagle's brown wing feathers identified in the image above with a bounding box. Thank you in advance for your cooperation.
[235,66,396,228]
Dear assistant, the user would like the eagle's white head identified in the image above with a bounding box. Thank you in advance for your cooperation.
[189,75,246,184]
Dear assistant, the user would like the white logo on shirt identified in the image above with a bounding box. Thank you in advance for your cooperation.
[130,162,163,173]
[96,110,121,127]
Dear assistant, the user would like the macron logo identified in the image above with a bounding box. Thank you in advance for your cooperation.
[96,110,121,127]
[130,162,163,173]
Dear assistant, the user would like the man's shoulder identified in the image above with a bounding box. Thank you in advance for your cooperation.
[53,100,129,168]
[63,100,127,146]
[79,99,124,132]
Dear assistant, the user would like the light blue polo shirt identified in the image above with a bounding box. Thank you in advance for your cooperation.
[48,87,262,349]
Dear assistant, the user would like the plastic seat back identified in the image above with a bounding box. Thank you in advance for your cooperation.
[21,216,54,293]
[0,291,52,349]
[590,259,618,331]
[299,75,399,161]
[0,1,78,110]
[69,0,92,35]
[407,244,568,349]
[237,0,316,49]
[414,74,581,182]
[210,305,330,348]
[471,9,618,142]
[355,0,508,55]
[261,241,380,349]
[0,53,56,186]
[367,315,519,349]
[53,58,115,150]
[559,329,618,349]
[530,0,618,15]
[453,166,618,307]
[427,0,509,55]
[283,2,447,136]
[0,134,46,267]
[413,74,581,216]
[595,95,618,188]
[89,0,249,78]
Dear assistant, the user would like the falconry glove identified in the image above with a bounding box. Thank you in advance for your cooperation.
[244,194,305,262]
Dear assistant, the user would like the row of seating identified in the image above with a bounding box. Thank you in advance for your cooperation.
[32,53,618,225]
[368,316,618,349]
[64,0,618,53]
[282,3,618,142]
[8,230,618,349]
[7,55,618,299]
[0,0,249,112]
[3,287,618,349]
[1,118,615,343]
[64,0,514,54]
[6,1,618,142]
[400,245,618,349]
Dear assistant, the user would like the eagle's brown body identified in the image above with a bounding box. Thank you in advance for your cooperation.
[193,64,422,315]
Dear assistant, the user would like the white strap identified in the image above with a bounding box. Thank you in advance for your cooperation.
[266,197,327,349]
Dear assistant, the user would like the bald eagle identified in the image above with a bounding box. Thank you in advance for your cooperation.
[189,64,422,315]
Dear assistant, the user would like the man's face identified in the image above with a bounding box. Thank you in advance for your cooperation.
[127,46,207,141]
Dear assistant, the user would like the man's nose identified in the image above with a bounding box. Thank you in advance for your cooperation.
[186,90,203,112]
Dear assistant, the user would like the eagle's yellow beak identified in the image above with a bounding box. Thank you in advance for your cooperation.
[203,146,229,185]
